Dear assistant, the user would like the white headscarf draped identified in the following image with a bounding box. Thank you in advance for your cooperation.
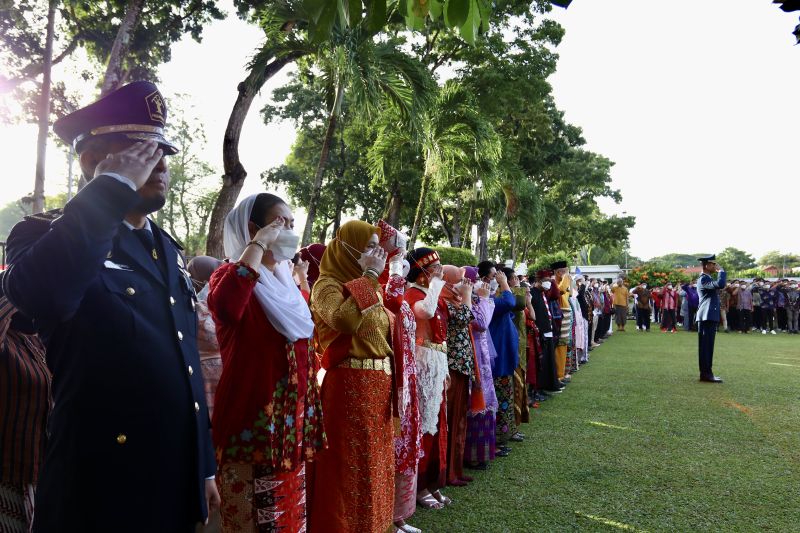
[223,194,314,342]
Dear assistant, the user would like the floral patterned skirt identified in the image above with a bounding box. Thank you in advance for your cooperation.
[493,375,515,444]
[309,367,393,533]
[218,462,306,533]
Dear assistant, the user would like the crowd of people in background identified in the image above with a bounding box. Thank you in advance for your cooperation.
[605,277,800,335]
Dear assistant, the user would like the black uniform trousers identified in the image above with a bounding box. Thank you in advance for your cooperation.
[698,320,718,378]
[537,336,558,391]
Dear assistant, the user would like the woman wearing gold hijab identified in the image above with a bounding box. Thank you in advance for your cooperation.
[308,221,395,533]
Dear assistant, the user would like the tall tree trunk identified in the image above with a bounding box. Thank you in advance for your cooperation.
[302,81,344,246]
[477,208,490,261]
[462,196,474,250]
[521,239,531,263]
[100,0,145,96]
[409,149,434,249]
[384,181,402,227]
[205,52,302,258]
[493,225,504,260]
[450,208,461,248]
[317,220,331,243]
[409,173,431,250]
[509,225,516,263]
[32,0,57,214]
[436,209,453,245]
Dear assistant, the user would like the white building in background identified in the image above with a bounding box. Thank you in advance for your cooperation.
[570,264,623,281]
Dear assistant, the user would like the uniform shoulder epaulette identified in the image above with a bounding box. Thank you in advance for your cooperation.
[23,208,64,224]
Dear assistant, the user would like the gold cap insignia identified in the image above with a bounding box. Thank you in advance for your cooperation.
[145,91,166,124]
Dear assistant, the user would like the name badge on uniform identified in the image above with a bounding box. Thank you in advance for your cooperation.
[104,260,134,271]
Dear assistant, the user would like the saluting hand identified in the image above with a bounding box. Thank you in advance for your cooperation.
[359,246,387,274]
[253,217,285,248]
[94,141,163,189]
[293,259,310,278]
[459,279,474,301]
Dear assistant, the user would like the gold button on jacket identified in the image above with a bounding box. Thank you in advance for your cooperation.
[116,434,127,444]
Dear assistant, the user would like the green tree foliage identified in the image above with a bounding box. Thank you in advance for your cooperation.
[757,250,800,270]
[715,247,756,272]
[433,246,477,267]
[153,95,218,256]
[1,0,224,122]
[528,251,572,276]
[647,253,706,268]
[258,0,632,262]
[297,24,434,245]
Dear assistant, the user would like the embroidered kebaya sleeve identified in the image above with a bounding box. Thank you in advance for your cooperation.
[311,276,377,335]
[471,297,494,332]
[412,277,445,320]
[207,261,259,326]
[383,275,406,314]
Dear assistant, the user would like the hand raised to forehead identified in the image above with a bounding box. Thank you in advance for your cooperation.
[359,246,387,274]
[94,141,163,189]
[253,217,284,247]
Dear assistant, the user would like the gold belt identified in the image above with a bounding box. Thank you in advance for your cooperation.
[338,356,392,375]
[423,341,447,353]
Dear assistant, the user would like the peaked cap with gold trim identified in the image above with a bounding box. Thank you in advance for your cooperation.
[54,81,178,155]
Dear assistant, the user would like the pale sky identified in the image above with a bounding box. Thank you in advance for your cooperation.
[1,1,798,261]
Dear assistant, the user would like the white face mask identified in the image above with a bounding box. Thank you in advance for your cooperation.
[488,279,499,292]
[642,284,647,289]
[593,283,599,288]
[667,285,673,289]
[757,282,763,286]
[542,281,552,290]
[268,228,300,262]
[453,281,464,291]
[740,285,746,289]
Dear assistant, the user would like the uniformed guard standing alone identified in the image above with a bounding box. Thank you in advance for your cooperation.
[696,254,726,383]
[1,81,219,532]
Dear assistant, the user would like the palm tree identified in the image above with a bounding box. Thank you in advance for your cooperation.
[300,24,433,245]
[369,81,501,249]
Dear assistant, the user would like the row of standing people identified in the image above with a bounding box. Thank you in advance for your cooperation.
[191,193,617,532]
[608,279,800,334]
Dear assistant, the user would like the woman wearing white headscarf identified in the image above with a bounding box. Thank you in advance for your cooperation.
[208,193,326,533]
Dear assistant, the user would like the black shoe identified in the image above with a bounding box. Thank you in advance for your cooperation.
[699,375,723,383]
[509,433,524,442]
[465,461,489,470]
[534,393,548,402]
[495,449,510,458]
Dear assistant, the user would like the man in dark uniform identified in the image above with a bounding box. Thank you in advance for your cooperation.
[696,254,726,383]
[531,269,560,394]
[1,81,219,532]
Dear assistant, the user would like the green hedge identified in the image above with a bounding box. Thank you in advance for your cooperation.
[528,251,571,278]
[433,247,478,267]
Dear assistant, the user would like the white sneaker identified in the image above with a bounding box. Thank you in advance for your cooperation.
[771,330,777,335]
[762,330,767,334]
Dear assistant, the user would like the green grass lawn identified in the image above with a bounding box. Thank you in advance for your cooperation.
[409,329,800,532]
